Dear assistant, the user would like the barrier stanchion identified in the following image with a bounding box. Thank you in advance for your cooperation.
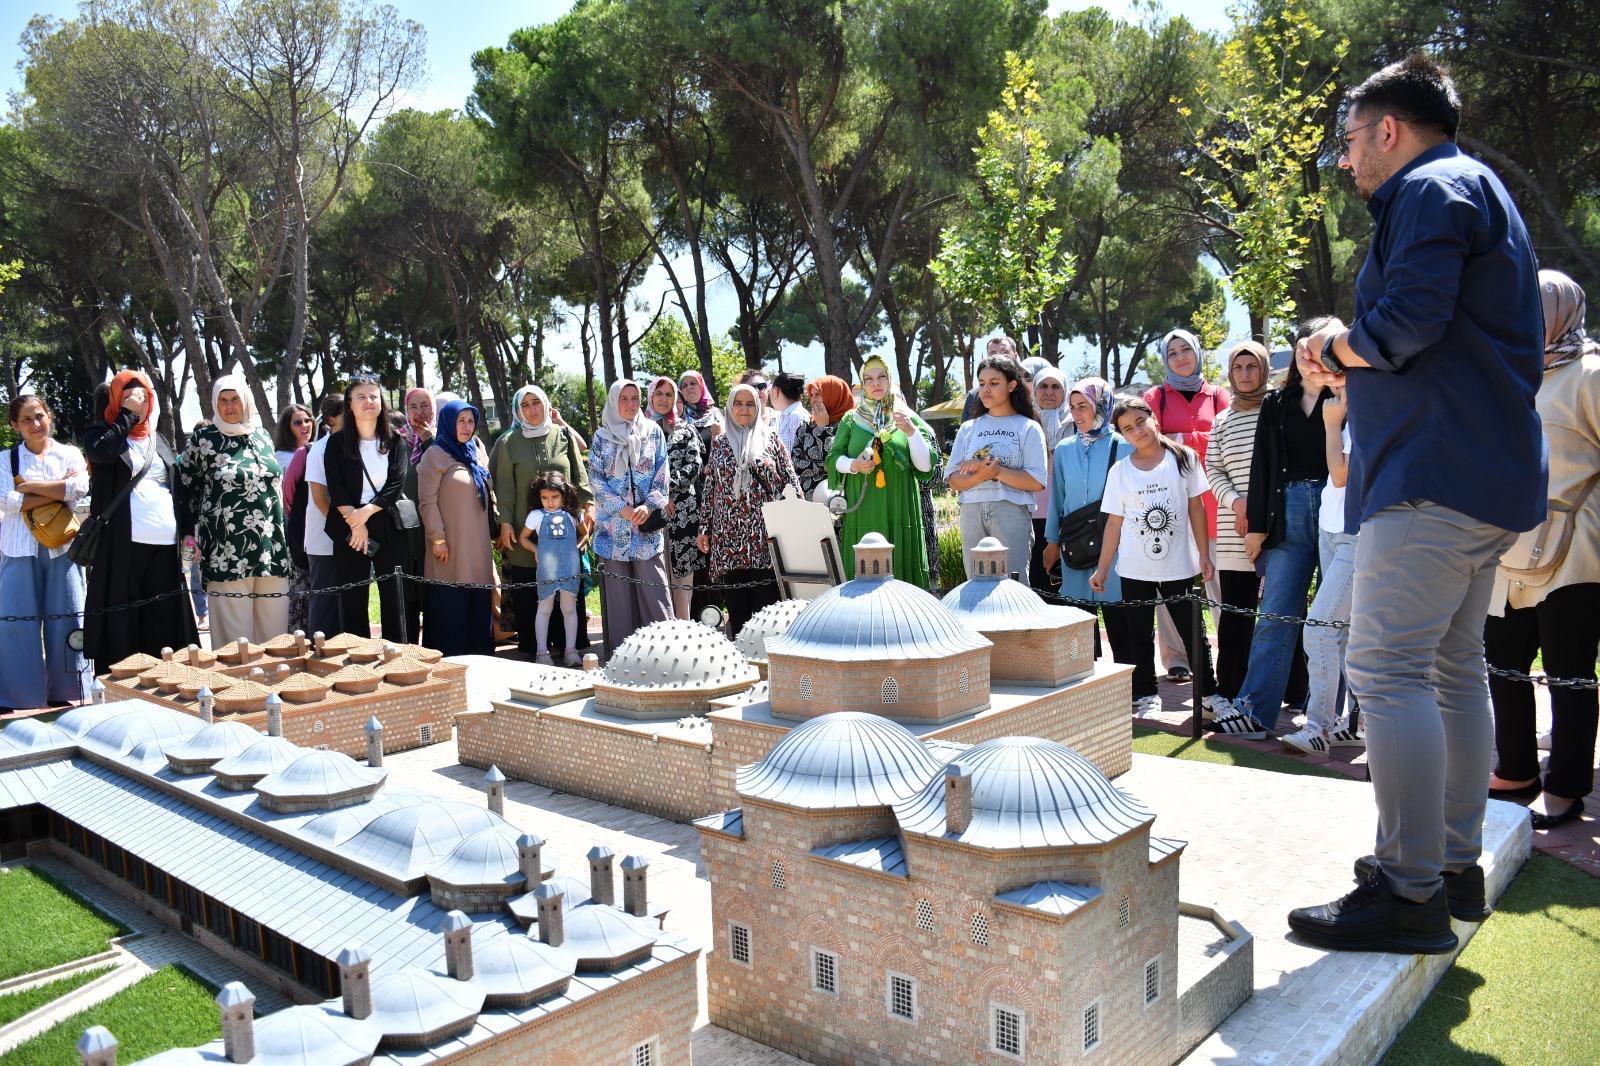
[597,563,612,662]
[1189,586,1206,740]
[391,566,408,645]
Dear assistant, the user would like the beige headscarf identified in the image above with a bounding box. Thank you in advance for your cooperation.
[1539,269,1597,372]
[720,383,777,501]
[1224,341,1272,410]
[210,374,258,437]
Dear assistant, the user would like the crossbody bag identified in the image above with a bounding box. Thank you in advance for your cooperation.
[10,443,81,551]
[1057,439,1118,571]
[361,454,421,531]
[1499,471,1600,588]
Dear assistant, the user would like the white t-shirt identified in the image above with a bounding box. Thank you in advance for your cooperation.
[356,438,388,504]
[302,438,334,557]
[1100,448,1209,581]
[127,437,178,546]
[1319,425,1352,535]
[943,414,1048,509]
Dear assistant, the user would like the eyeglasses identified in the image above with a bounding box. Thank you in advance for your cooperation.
[1334,117,1383,157]
[751,381,770,391]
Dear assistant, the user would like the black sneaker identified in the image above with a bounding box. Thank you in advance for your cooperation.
[1353,855,1492,922]
[1166,666,1192,683]
[1208,712,1268,741]
[1287,876,1459,954]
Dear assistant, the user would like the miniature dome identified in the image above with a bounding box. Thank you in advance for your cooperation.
[251,1004,378,1066]
[0,718,75,752]
[52,704,129,738]
[165,721,260,773]
[298,792,428,847]
[209,735,301,787]
[124,738,172,769]
[563,903,658,971]
[895,736,1154,849]
[766,556,989,664]
[80,707,202,756]
[940,550,1095,632]
[429,827,525,890]
[254,749,386,811]
[368,969,483,1045]
[736,712,943,809]
[734,599,809,663]
[473,935,575,1006]
[342,801,506,880]
[507,873,591,926]
[599,619,757,692]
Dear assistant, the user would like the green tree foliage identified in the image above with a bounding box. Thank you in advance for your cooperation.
[633,317,745,401]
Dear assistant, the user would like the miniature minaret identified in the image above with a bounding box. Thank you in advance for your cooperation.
[88,678,105,705]
[336,945,372,1019]
[216,982,255,1064]
[588,845,616,906]
[969,536,1009,579]
[265,693,283,738]
[442,911,474,981]
[76,1027,117,1066]
[518,833,544,885]
[485,765,505,816]
[535,881,565,947]
[622,855,649,918]
[853,532,895,579]
[197,687,215,725]
[364,716,384,767]
[944,763,974,834]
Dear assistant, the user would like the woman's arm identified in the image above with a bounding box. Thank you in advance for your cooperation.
[1244,397,1273,536]
[82,411,138,464]
[825,417,855,488]
[587,436,627,516]
[1322,389,1349,489]
[1088,515,1124,594]
[518,511,540,556]
[773,434,801,495]
[416,450,446,542]
[642,429,669,513]
[1188,495,1214,581]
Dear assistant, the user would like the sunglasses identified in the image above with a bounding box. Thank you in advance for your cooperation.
[750,381,770,391]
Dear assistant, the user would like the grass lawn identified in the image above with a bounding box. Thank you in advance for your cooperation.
[0,966,113,1027]
[0,867,126,981]
[1131,725,1346,779]
[0,966,218,1065]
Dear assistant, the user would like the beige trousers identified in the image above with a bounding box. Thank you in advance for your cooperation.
[207,575,291,648]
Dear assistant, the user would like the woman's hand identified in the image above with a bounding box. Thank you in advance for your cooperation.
[1244,531,1265,562]
[1200,557,1215,582]
[497,522,517,552]
[709,421,723,438]
[891,410,913,435]
[628,506,652,528]
[1042,543,1060,572]
[697,532,710,554]
[1323,385,1348,425]
[1231,498,1248,538]
[980,456,1002,481]
[850,454,875,474]
[1089,567,1109,594]
[347,526,369,554]
[431,540,449,564]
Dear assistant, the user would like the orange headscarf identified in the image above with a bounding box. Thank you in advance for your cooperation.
[807,375,855,423]
[105,370,157,440]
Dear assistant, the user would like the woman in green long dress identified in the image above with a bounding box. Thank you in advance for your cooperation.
[826,355,939,588]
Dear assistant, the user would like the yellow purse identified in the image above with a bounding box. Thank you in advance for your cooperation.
[11,443,82,550]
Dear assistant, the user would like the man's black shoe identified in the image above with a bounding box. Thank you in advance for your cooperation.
[1353,855,1492,922]
[1166,666,1192,683]
[1288,876,1459,954]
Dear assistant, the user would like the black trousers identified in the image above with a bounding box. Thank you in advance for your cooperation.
[1029,518,1050,592]
[1122,576,1216,700]
[723,568,780,641]
[1487,582,1600,799]
[424,586,494,657]
[1216,568,1308,705]
[507,564,591,655]
[1097,602,1137,670]
[330,521,408,641]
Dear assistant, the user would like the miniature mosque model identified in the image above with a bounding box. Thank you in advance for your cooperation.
[0,533,1253,1065]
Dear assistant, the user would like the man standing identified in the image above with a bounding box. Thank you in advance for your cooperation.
[1289,56,1545,954]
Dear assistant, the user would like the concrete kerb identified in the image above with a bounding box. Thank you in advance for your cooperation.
[0,958,135,1053]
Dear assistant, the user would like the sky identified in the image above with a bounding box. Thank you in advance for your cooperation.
[2,1,1243,396]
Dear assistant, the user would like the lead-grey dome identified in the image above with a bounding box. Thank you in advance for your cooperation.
[736,712,943,809]
[598,618,757,692]
[563,903,658,971]
[52,704,131,739]
[342,802,507,880]
[254,749,386,811]
[80,707,201,756]
[895,736,1153,849]
[210,735,302,788]
[735,599,809,663]
[298,792,429,847]
[249,1004,378,1066]
[940,559,1094,632]
[368,969,482,1045]
[472,935,575,1007]
[428,827,525,890]
[766,560,989,663]
[0,718,75,753]
[165,721,260,773]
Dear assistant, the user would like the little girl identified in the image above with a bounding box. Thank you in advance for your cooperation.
[1090,397,1231,721]
[519,471,588,666]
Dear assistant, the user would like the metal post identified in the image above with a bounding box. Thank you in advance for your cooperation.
[597,562,612,662]
[1189,587,1205,740]
[390,566,408,645]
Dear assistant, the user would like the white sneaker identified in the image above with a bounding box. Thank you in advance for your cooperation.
[534,652,554,667]
[562,650,583,668]
[1327,722,1366,749]
[1536,729,1552,752]
[1209,712,1268,740]
[1131,695,1162,718]
[1280,726,1328,757]
[1201,694,1235,722]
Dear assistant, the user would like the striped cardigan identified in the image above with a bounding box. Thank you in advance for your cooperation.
[1206,405,1261,573]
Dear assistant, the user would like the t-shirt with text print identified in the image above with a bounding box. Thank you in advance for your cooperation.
[1099,447,1208,582]
[942,413,1048,509]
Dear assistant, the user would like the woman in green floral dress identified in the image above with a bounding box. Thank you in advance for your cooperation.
[179,374,290,646]
[825,355,940,588]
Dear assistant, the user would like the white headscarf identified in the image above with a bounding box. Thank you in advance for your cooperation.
[210,374,257,437]
[720,383,777,501]
[598,379,651,479]
[512,384,552,438]
[1033,366,1070,452]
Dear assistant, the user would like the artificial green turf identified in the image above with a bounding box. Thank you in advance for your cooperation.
[0,966,219,1065]
[1383,854,1600,1064]
[0,867,125,981]
[0,966,113,1027]
[1131,725,1347,779]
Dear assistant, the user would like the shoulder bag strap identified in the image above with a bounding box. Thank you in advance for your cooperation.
[100,434,158,520]
[8,442,17,488]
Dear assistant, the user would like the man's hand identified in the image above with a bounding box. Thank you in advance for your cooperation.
[1042,543,1060,572]
[1297,318,1348,391]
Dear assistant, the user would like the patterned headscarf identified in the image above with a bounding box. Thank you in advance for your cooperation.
[512,385,552,438]
[1069,377,1115,444]
[1224,341,1272,411]
[598,379,651,479]
[647,377,679,429]
[806,375,855,424]
[854,355,903,432]
[105,370,157,441]
[400,387,434,464]
[720,383,777,501]
[1540,269,1597,373]
[430,398,490,508]
[1160,329,1206,392]
[209,373,258,437]
[678,370,714,419]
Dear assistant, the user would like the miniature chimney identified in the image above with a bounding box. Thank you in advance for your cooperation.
[535,882,565,947]
[265,693,283,738]
[622,855,649,918]
[248,666,265,680]
[588,845,616,906]
[88,679,105,705]
[382,643,401,664]
[970,536,1009,579]
[198,687,215,725]
[582,652,599,672]
[517,833,544,885]
[293,630,308,657]
[313,631,327,656]
[364,716,384,767]
[76,1026,117,1066]
[852,533,895,579]
[160,646,173,661]
[335,945,372,1020]
[484,765,506,816]
[216,982,255,1064]
[944,763,974,834]
[442,911,474,980]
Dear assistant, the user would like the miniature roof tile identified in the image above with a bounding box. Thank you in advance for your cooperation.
[940,567,1095,632]
[429,828,526,891]
[315,632,367,654]
[471,935,575,1000]
[485,765,505,784]
[587,845,613,860]
[620,855,648,871]
[733,599,809,663]
[598,619,757,691]
[810,836,907,878]
[1149,835,1188,864]
[107,651,162,676]
[995,880,1103,916]
[323,663,380,682]
[398,642,444,663]
[165,721,260,767]
[765,568,990,663]
[77,1026,117,1053]
[216,981,254,1007]
[212,678,272,705]
[254,749,386,802]
[209,735,302,781]
[691,808,744,839]
[261,632,302,654]
[334,945,371,967]
[441,911,472,932]
[177,670,235,699]
[274,672,331,693]
[736,712,943,810]
[377,655,431,679]
[562,903,658,969]
[895,736,1154,849]
[365,716,384,732]
[368,969,483,1042]
[251,1004,379,1066]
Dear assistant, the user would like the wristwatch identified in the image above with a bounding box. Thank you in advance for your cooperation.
[1319,333,1346,376]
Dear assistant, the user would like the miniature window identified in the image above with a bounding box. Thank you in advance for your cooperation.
[1082,1000,1101,1052]
[729,921,752,966]
[314,744,329,751]
[770,860,787,889]
[914,899,935,932]
[812,949,839,995]
[959,667,970,694]
[970,911,991,946]
[886,972,917,1021]
[630,1039,657,1066]
[881,676,900,704]
[799,674,814,701]
[1144,956,1161,1006]
[1118,896,1131,929]
[991,1003,1025,1059]
[419,723,434,744]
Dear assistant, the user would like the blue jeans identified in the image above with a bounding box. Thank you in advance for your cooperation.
[1237,480,1322,730]
[1303,529,1355,734]
[0,544,88,708]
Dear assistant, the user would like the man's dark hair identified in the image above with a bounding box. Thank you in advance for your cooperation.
[319,395,345,420]
[1345,54,1460,141]
[772,371,805,403]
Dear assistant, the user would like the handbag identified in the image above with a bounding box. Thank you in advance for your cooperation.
[68,437,157,568]
[11,444,81,550]
[362,459,421,531]
[1498,472,1600,589]
[1058,440,1119,571]
[629,466,667,533]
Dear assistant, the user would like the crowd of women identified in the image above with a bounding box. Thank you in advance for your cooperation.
[2,269,1596,828]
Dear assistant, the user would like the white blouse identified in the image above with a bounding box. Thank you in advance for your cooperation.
[126,437,178,546]
[0,440,90,559]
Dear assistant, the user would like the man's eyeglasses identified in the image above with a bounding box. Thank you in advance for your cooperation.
[1332,117,1383,157]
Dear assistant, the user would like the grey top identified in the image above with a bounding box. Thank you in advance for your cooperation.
[368,969,483,1038]
[165,721,261,768]
[471,936,576,999]
[254,749,387,803]
[210,735,303,781]
[736,712,943,810]
[561,903,658,966]
[429,828,527,892]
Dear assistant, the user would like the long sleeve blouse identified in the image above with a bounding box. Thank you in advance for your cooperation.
[321,431,407,544]
[1205,405,1262,573]
[1,439,89,559]
[1045,432,1131,603]
[587,424,668,562]
[178,424,289,583]
[698,432,801,580]
[489,426,593,570]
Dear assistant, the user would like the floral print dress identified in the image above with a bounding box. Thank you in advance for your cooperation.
[664,421,704,579]
[698,433,801,580]
[178,424,289,583]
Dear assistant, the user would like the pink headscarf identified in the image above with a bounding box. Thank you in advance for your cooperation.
[401,387,434,464]
[648,376,678,428]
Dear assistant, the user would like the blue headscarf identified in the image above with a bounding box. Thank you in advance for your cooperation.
[431,398,490,508]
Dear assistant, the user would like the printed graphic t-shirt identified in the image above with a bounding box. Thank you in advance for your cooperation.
[942,414,1048,509]
[1100,448,1209,582]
